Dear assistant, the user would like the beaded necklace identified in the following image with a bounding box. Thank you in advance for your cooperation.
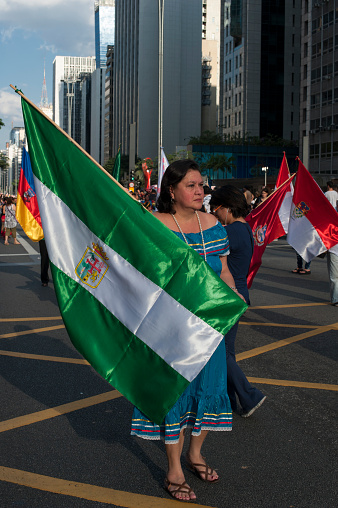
[171,211,207,262]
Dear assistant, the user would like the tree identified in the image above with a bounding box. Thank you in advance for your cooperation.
[199,154,236,180]
[0,118,4,129]
[0,153,8,171]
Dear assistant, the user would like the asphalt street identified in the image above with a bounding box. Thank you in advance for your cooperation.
[0,226,337,508]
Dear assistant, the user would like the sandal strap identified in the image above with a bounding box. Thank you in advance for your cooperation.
[165,479,193,494]
[187,459,215,480]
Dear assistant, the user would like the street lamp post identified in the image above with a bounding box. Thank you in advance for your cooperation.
[262,166,268,187]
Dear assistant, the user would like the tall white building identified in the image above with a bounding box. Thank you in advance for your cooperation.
[113,0,202,160]
[202,0,221,133]
[53,56,96,145]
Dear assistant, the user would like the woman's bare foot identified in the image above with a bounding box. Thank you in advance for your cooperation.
[14,240,20,245]
[165,474,196,501]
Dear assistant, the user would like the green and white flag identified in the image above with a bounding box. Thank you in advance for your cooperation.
[20,93,247,424]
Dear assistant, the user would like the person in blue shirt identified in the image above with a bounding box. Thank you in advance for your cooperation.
[210,185,266,417]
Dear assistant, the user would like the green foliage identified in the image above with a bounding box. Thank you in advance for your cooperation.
[0,153,8,170]
[187,130,298,148]
[198,154,236,178]
[0,118,4,129]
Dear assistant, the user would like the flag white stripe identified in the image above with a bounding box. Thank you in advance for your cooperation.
[35,179,224,382]
[277,191,293,234]
[287,204,327,262]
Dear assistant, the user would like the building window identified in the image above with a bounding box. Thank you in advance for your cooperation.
[239,111,241,125]
[235,113,237,126]
[239,92,241,105]
[304,64,307,79]
[303,86,307,101]
[304,42,308,58]
[303,108,306,122]
[235,56,238,69]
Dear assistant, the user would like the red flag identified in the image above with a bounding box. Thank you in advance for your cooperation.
[16,147,44,241]
[270,152,294,239]
[246,175,296,288]
[287,159,338,262]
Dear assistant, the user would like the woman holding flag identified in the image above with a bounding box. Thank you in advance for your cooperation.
[131,160,245,502]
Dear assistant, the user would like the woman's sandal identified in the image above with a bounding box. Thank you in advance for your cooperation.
[292,268,301,273]
[186,456,219,483]
[164,478,196,502]
[299,269,311,275]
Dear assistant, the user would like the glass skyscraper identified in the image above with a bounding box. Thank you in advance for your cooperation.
[94,0,115,69]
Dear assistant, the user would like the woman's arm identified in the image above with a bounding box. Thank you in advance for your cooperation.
[220,255,246,302]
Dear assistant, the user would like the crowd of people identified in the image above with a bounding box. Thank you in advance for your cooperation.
[2,164,337,502]
[1,194,20,245]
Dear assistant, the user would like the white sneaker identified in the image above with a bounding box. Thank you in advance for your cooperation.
[241,396,266,418]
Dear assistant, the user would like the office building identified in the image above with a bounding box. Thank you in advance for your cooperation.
[53,56,96,146]
[104,45,114,162]
[113,0,202,160]
[299,0,338,179]
[202,1,221,133]
[219,0,301,141]
[95,0,115,69]
[94,1,115,164]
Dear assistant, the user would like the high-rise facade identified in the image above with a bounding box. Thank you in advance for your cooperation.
[113,0,202,160]
[202,1,221,133]
[53,56,96,146]
[299,0,338,180]
[95,0,115,69]
[219,0,301,141]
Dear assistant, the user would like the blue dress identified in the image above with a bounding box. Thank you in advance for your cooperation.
[131,222,233,444]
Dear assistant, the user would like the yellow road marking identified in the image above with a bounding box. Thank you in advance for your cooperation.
[247,377,338,391]
[237,324,337,361]
[0,317,62,322]
[0,466,211,508]
[0,391,122,434]
[239,321,318,329]
[250,302,330,309]
[0,350,88,364]
[0,325,65,340]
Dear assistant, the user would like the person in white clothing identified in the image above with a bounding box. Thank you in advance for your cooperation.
[324,181,338,211]
[324,183,338,305]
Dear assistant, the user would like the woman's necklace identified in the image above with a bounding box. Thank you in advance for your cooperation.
[171,211,207,262]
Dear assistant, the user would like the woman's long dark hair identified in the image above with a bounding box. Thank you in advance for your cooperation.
[157,159,200,214]
[210,185,250,218]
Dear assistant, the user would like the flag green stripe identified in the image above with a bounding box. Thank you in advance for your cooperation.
[22,100,246,336]
[52,264,189,424]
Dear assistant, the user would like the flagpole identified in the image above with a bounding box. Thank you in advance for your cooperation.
[9,85,133,199]
[158,0,164,177]
[252,173,296,209]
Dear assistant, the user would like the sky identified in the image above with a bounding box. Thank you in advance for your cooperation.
[0,0,95,150]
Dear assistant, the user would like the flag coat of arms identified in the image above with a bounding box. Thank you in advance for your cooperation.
[20,93,247,424]
[287,159,338,262]
[246,176,296,288]
[16,146,44,241]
